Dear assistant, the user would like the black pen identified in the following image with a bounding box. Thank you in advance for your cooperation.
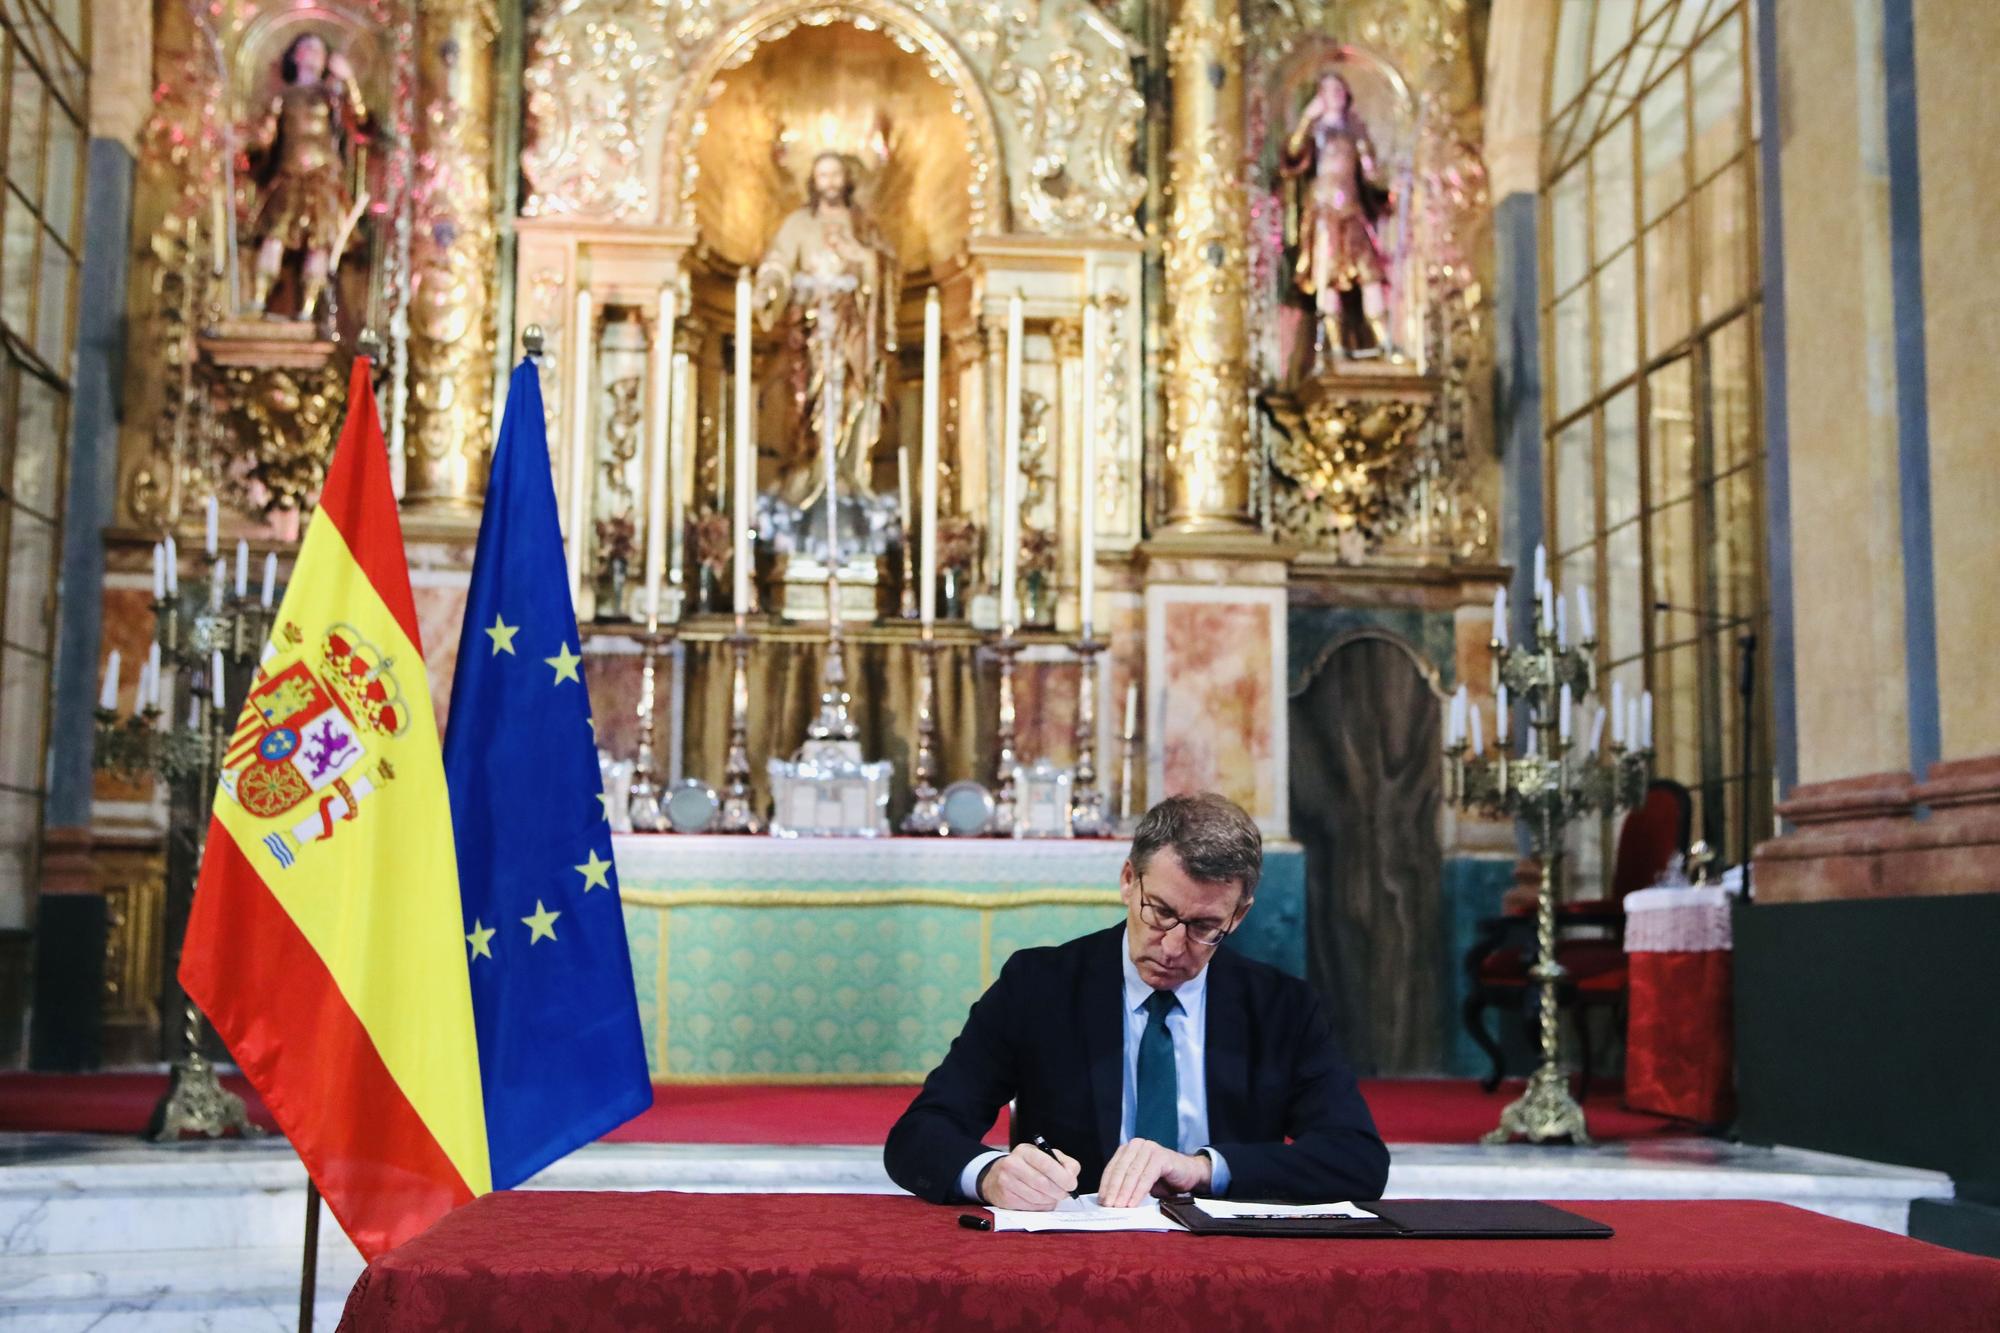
[1031,1135,1079,1196]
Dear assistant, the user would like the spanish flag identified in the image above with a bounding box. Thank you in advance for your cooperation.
[180,359,489,1259]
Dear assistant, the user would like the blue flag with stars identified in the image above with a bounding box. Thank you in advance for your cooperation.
[444,358,651,1189]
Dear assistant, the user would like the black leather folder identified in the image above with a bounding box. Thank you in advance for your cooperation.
[1160,1198,1614,1239]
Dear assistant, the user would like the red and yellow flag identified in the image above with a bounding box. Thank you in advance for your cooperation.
[180,360,488,1259]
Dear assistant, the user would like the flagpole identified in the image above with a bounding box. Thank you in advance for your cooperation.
[299,1179,322,1332]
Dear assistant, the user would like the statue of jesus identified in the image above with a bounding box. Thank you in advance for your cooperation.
[754,151,900,516]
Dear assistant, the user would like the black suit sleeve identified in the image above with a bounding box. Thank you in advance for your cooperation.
[1209,984,1390,1201]
[883,954,1024,1203]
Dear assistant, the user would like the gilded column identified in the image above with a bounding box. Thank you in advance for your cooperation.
[405,0,501,509]
[1160,0,1253,532]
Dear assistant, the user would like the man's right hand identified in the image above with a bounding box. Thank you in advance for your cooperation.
[977,1143,1080,1210]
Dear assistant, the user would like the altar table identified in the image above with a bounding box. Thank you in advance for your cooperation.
[612,835,1304,1082]
[339,1192,2000,1332]
[1624,885,1736,1123]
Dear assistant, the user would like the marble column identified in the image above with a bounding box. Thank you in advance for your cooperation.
[404,0,501,511]
[1159,0,1253,533]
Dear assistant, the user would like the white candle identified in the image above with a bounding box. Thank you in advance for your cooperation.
[98,649,121,711]
[144,643,161,711]
[733,269,754,614]
[1492,585,1508,648]
[1540,578,1554,637]
[1576,588,1594,643]
[1123,680,1138,739]
[1470,704,1485,757]
[1627,697,1641,753]
[234,539,248,600]
[999,293,1024,633]
[1497,684,1510,743]
[164,536,179,595]
[151,543,165,601]
[1079,294,1100,636]
[897,445,911,540]
[567,289,596,608]
[204,495,218,557]
[261,551,277,608]
[645,282,677,624]
[210,649,225,708]
[919,289,941,626]
[209,559,224,611]
[1590,704,1607,754]
[1525,726,1539,758]
[1641,690,1654,748]
[1611,680,1626,745]
[136,657,153,713]
[1454,685,1470,745]
[1555,595,1568,648]
[1533,543,1546,592]
[1559,683,1573,744]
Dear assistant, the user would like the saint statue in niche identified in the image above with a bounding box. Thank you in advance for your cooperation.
[240,32,371,322]
[754,151,901,527]
[1281,70,1397,364]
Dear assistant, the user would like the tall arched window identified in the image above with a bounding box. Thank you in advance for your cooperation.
[1541,0,1769,880]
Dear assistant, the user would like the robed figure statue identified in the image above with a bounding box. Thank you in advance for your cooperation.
[754,151,900,523]
[1281,71,1396,363]
[242,32,371,322]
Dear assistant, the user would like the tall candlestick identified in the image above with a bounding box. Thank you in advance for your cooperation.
[919,289,941,626]
[734,268,754,615]
[164,537,178,595]
[567,289,596,607]
[98,649,121,712]
[261,551,277,609]
[204,496,218,558]
[1079,295,1100,636]
[999,293,1024,632]
[645,282,678,624]
[234,539,248,600]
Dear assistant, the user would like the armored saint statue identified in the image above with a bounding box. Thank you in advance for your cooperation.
[1281,72,1396,363]
[754,152,900,515]
[242,33,370,321]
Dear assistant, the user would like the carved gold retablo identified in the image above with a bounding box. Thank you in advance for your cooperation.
[1262,370,1444,553]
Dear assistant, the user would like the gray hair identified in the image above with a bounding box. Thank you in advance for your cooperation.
[1129,793,1263,899]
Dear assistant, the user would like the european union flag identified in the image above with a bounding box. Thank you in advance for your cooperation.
[444,358,651,1189]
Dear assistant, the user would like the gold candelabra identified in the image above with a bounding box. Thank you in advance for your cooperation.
[94,543,275,1140]
[900,626,944,833]
[1446,582,1651,1146]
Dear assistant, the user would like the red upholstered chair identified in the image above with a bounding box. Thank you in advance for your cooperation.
[1461,781,1692,1097]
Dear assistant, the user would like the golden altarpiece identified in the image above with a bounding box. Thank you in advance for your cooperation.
[95,0,1500,1061]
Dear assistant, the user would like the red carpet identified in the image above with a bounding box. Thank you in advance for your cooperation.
[0,1073,1682,1145]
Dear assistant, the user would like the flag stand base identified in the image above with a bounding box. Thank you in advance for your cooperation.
[148,1004,262,1142]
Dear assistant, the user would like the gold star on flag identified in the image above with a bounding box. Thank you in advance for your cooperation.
[466,919,496,960]
[596,792,612,821]
[545,642,582,685]
[485,614,519,656]
[575,849,613,892]
[522,900,561,943]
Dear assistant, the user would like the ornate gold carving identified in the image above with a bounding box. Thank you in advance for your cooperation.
[1094,284,1135,541]
[209,358,347,514]
[1263,371,1439,550]
[405,0,501,507]
[522,2,672,219]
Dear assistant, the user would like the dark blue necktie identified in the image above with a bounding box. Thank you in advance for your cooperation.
[1134,989,1181,1149]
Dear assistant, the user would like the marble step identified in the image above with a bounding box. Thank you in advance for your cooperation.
[0,1244,360,1332]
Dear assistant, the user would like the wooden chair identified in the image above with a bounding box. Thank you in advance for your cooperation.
[1461,780,1692,1098]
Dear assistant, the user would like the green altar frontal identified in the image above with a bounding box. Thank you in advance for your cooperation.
[613,836,1305,1083]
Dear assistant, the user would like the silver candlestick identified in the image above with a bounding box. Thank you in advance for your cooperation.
[1069,635,1111,837]
[626,617,674,831]
[990,631,1022,836]
[716,613,762,833]
[901,626,944,833]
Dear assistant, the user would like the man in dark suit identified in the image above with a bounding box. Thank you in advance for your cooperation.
[886,793,1388,1209]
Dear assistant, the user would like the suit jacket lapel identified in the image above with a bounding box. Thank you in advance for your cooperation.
[1082,927,1125,1161]
[1204,949,1250,1144]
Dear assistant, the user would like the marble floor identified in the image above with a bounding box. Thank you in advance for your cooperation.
[0,1132,1952,1331]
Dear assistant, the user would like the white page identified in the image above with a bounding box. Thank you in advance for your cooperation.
[1193,1199,1373,1221]
[986,1194,1186,1233]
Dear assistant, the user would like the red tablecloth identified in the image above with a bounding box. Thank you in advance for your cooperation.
[1624,885,1736,1123]
[338,1192,2000,1332]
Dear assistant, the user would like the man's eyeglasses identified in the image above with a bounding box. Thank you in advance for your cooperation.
[1135,878,1235,948]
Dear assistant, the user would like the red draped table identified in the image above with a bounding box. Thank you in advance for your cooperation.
[1624,885,1737,1122]
[338,1192,2000,1332]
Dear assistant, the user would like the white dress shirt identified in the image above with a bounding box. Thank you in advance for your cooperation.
[957,928,1231,1200]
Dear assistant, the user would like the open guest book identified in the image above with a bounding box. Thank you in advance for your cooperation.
[978,1196,1612,1239]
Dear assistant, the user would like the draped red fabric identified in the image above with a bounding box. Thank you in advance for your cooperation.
[340,1193,2000,1332]
[1626,950,1736,1124]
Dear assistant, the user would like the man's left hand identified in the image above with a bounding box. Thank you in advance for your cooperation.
[1096,1138,1212,1208]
